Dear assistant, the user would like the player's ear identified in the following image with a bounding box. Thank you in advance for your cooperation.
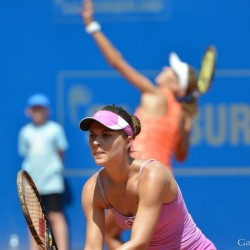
[125,136,133,150]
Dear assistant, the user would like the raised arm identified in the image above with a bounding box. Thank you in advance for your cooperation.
[81,0,156,94]
[82,174,105,250]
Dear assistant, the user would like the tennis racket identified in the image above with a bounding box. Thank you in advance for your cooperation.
[197,45,217,95]
[17,170,58,250]
[177,46,216,103]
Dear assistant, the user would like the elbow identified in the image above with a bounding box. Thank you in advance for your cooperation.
[175,150,188,162]
[176,154,187,162]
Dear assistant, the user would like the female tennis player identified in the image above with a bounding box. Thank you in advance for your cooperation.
[81,0,198,169]
[81,0,199,248]
[80,105,216,250]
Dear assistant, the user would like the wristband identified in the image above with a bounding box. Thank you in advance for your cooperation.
[85,21,101,34]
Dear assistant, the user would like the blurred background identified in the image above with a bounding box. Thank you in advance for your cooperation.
[1,0,250,249]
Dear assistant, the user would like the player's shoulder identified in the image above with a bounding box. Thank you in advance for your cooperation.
[142,159,167,170]
[140,159,172,180]
[83,171,99,189]
[82,172,100,201]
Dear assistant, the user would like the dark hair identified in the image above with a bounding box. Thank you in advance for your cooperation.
[99,105,141,139]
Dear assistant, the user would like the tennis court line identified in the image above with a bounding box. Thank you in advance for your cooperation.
[63,167,250,177]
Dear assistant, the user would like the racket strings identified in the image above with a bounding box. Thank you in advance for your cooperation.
[23,178,47,245]
[198,49,216,93]
[201,53,215,77]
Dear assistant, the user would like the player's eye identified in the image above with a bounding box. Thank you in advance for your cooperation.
[102,133,111,137]
[89,133,96,140]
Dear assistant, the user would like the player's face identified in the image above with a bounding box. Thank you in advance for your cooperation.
[88,121,129,166]
[155,67,178,87]
[28,106,48,126]
[155,67,186,97]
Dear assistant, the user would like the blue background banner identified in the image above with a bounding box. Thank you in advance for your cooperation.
[1,0,250,249]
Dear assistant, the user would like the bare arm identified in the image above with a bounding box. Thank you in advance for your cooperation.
[82,174,105,250]
[81,0,156,94]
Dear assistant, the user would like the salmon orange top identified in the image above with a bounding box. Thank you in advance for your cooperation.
[131,89,181,169]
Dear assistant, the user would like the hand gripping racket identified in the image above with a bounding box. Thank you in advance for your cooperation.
[178,46,217,102]
[17,170,58,250]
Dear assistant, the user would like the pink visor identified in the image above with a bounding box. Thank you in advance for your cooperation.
[79,110,133,137]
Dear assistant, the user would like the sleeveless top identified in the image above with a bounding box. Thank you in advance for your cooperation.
[131,89,181,169]
[98,159,216,250]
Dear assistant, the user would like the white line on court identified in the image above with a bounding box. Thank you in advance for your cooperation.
[63,167,250,177]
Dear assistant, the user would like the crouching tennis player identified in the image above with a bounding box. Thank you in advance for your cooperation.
[80,105,216,250]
